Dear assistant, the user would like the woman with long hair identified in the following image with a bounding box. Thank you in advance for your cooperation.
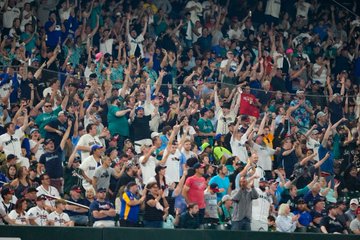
[10,166,33,199]
[8,198,29,225]
[177,116,196,142]
[6,165,18,182]
[143,182,169,228]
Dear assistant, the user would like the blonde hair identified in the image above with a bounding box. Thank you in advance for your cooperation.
[278,203,290,216]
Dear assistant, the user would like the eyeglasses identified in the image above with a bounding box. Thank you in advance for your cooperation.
[44,105,52,108]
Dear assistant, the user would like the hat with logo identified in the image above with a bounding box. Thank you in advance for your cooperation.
[210,183,220,193]
[70,185,82,193]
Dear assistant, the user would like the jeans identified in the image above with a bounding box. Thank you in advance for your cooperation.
[232,217,251,231]
[143,220,163,228]
[69,215,88,226]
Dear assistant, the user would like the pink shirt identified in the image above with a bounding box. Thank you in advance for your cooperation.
[185,175,207,209]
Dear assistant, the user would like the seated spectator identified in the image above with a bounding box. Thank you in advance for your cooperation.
[276,203,299,233]
[48,199,74,227]
[64,186,89,226]
[175,202,200,229]
[350,208,360,234]
[26,195,49,226]
[320,205,348,234]
[8,198,29,225]
[89,188,116,227]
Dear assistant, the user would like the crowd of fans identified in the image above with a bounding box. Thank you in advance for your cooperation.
[0,0,360,234]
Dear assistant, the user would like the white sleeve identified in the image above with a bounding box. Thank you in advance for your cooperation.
[8,210,17,220]
[63,213,70,222]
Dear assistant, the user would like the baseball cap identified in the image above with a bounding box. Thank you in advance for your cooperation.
[126,182,138,189]
[312,211,322,219]
[312,130,319,135]
[27,187,38,194]
[316,111,327,119]
[314,197,326,205]
[200,142,212,153]
[135,106,144,113]
[44,138,54,145]
[327,204,337,212]
[36,195,47,201]
[58,111,66,117]
[1,188,14,197]
[70,185,82,193]
[296,90,305,94]
[222,194,232,202]
[105,147,117,156]
[350,198,359,205]
[210,183,220,193]
[200,107,210,115]
[30,128,39,135]
[151,132,160,138]
[97,188,107,193]
[73,155,81,163]
[214,134,222,141]
[193,162,206,169]
[155,165,167,174]
[6,154,17,161]
[91,144,103,152]
[259,178,267,183]
[297,198,306,204]
[333,93,341,97]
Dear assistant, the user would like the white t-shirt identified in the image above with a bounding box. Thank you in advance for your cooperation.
[3,7,21,28]
[0,129,29,167]
[144,101,160,132]
[251,188,273,223]
[181,149,197,161]
[312,63,327,87]
[164,149,181,183]
[43,87,62,109]
[27,206,49,226]
[296,2,311,19]
[29,139,45,161]
[185,1,202,23]
[265,0,281,18]
[253,143,275,171]
[76,134,103,160]
[36,185,60,208]
[79,155,101,190]
[176,126,196,142]
[306,137,320,161]
[220,59,238,71]
[8,210,27,225]
[230,134,248,163]
[100,38,114,55]
[128,34,145,58]
[215,108,236,135]
[48,211,70,226]
[140,155,158,184]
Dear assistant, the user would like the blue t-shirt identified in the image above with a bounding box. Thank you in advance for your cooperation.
[89,200,115,222]
[209,175,230,201]
[318,145,334,174]
[293,210,312,227]
[120,191,140,223]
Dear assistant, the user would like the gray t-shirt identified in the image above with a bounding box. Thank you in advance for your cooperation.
[93,166,116,190]
[204,190,219,219]
[350,218,360,234]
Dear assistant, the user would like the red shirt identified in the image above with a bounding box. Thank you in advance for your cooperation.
[185,175,207,209]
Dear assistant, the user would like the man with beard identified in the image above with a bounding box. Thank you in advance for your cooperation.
[251,178,273,231]
[231,176,259,231]
[289,90,313,134]
[320,205,348,234]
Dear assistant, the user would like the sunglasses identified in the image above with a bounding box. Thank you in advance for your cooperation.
[44,105,52,108]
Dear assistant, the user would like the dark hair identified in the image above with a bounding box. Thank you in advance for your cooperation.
[86,123,96,133]
[187,202,198,210]
[6,164,17,180]
[15,198,27,214]
[40,173,49,181]
[146,182,158,190]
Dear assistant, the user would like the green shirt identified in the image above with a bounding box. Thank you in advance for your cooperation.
[197,118,215,146]
[107,105,129,137]
[35,106,62,137]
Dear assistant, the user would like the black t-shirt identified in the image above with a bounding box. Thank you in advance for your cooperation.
[320,216,345,233]
[45,119,68,147]
[39,148,63,179]
[131,115,151,141]
[277,149,298,179]
[144,194,164,221]
[271,76,286,92]
[329,101,343,124]
[179,211,200,229]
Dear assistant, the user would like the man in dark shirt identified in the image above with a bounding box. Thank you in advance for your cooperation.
[64,185,89,226]
[44,111,69,147]
[130,106,152,153]
[320,205,348,234]
[114,163,138,199]
[176,202,200,229]
[39,120,71,193]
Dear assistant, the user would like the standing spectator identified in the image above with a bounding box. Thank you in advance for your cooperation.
[289,90,313,133]
[92,155,121,192]
[126,13,148,58]
[196,108,216,146]
[76,123,104,161]
[119,182,147,227]
[143,182,169,228]
[251,178,273,231]
[89,188,116,227]
[275,203,299,233]
[183,162,207,224]
[48,199,74,227]
[204,183,220,226]
[209,164,230,201]
[38,120,71,193]
[231,176,259,231]
[79,145,104,191]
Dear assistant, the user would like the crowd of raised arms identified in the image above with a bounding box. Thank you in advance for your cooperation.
[0,0,359,234]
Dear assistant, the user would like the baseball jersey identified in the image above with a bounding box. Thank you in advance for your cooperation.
[251,188,273,223]
[48,211,71,226]
[27,206,49,226]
